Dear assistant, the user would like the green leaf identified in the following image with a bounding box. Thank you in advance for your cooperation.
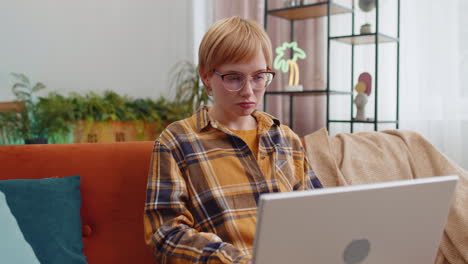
[11,73,31,85]
[12,91,31,100]
[32,82,47,92]
[12,83,28,90]
[169,61,207,114]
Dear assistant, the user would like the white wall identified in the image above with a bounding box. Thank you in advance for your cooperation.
[192,0,214,65]
[0,0,195,101]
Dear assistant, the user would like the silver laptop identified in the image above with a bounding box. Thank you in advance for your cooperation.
[252,175,458,264]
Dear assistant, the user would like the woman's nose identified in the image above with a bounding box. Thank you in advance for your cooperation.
[239,78,254,97]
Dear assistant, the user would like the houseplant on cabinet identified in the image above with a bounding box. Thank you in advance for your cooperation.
[0,73,72,144]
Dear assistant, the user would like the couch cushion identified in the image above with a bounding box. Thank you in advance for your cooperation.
[0,175,87,264]
[0,191,40,264]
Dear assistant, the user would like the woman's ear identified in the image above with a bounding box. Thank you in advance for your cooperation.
[200,71,210,89]
[200,71,213,96]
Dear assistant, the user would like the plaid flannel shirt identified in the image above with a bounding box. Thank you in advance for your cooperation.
[144,106,322,264]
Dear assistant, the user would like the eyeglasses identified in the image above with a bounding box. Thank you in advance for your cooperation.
[213,70,276,92]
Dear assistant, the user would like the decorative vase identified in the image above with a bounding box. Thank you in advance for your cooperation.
[358,0,376,12]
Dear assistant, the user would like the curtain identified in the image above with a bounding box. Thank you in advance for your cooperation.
[399,0,468,170]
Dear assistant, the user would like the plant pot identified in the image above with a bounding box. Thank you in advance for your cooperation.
[360,24,372,34]
[25,138,48,144]
[72,121,160,143]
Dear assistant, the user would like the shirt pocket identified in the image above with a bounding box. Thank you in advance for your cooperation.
[273,144,296,192]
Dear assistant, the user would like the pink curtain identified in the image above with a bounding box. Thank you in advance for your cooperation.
[213,0,326,137]
[214,0,264,25]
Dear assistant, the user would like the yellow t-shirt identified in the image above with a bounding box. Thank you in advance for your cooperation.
[230,128,259,159]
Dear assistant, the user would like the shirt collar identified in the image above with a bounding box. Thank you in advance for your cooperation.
[194,105,280,133]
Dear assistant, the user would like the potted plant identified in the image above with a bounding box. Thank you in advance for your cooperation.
[170,61,210,115]
[0,73,72,144]
[66,90,167,143]
[360,23,372,34]
[68,91,129,143]
[0,71,204,145]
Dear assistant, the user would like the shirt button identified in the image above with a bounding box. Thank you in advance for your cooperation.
[82,224,93,237]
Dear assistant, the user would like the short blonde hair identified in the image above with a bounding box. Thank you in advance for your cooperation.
[198,16,273,76]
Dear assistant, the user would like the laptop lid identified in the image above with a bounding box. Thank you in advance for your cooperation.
[253,175,458,264]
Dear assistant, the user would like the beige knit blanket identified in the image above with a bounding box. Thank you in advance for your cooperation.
[304,128,468,264]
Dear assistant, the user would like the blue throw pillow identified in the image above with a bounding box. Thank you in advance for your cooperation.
[0,191,40,264]
[0,175,87,264]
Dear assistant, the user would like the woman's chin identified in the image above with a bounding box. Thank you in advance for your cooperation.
[237,108,256,117]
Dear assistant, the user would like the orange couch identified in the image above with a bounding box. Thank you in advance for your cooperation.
[0,142,157,264]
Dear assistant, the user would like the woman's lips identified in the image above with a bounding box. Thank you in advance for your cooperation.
[238,102,256,109]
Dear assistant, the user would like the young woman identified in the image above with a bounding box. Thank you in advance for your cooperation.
[144,16,322,264]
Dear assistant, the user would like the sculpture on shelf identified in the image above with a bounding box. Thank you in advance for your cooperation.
[273,41,306,91]
[360,23,372,34]
[358,0,376,34]
[354,72,372,121]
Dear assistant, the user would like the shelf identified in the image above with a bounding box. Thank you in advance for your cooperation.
[329,120,399,124]
[0,101,24,113]
[265,90,352,96]
[264,0,400,133]
[267,2,352,20]
[330,33,399,45]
